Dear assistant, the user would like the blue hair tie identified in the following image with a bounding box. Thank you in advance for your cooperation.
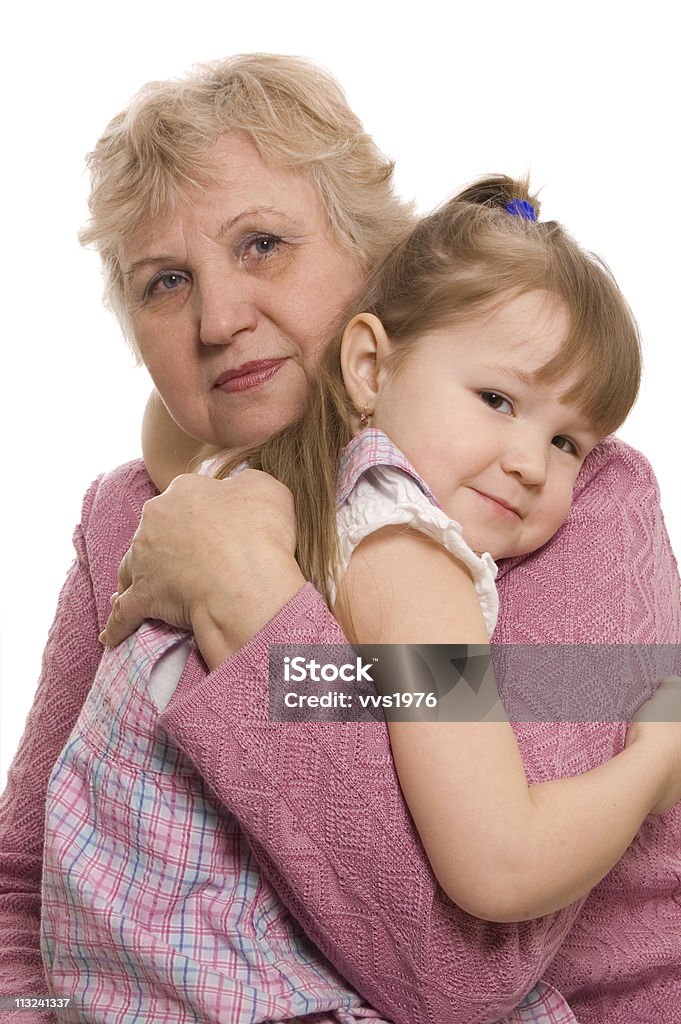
[505,198,537,222]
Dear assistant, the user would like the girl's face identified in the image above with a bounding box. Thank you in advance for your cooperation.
[371,292,601,560]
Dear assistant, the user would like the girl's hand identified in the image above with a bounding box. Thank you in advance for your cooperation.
[625,677,681,814]
[100,470,305,669]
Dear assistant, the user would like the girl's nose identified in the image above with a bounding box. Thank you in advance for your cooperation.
[500,439,548,487]
[197,270,258,346]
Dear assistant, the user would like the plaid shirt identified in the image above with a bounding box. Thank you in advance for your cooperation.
[337,428,444,508]
[505,981,579,1024]
[41,428,578,1024]
[41,621,386,1023]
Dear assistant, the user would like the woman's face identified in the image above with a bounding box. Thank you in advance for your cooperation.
[122,135,364,448]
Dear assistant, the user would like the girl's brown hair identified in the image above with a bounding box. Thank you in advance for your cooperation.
[216,174,642,605]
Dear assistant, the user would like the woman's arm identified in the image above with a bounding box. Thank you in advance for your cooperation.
[336,525,681,922]
[0,545,98,1021]
[0,465,149,1020]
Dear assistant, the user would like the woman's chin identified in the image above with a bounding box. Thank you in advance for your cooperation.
[207,381,309,450]
[210,411,304,451]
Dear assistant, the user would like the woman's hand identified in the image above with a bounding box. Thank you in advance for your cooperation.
[100,469,306,669]
[625,677,681,814]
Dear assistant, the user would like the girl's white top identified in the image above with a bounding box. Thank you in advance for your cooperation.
[331,429,498,636]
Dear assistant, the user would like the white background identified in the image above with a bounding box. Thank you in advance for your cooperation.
[1,1,679,788]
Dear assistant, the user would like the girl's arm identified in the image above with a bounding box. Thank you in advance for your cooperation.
[336,525,681,923]
[142,389,221,491]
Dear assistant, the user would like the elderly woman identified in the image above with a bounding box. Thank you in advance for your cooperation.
[0,54,679,1024]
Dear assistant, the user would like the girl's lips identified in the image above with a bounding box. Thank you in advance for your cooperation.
[214,359,286,393]
[471,489,522,521]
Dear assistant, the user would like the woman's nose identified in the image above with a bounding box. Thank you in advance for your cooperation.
[197,270,258,346]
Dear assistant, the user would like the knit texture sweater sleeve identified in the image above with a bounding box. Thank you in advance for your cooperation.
[159,436,681,1024]
[495,439,681,1024]
[0,461,156,1022]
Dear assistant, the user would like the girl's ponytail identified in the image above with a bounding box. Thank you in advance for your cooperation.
[452,174,541,217]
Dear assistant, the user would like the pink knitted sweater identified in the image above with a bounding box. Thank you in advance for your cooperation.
[0,439,679,1024]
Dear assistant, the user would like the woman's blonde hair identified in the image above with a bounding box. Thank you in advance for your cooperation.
[79,53,415,352]
[217,174,642,605]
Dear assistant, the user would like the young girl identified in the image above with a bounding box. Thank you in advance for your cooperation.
[192,173,681,924]
[45,176,680,1023]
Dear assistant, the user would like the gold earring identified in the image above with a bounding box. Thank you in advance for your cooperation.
[359,404,373,428]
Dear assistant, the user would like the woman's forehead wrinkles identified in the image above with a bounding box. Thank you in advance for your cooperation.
[124,255,180,281]
[130,201,305,258]
[215,206,296,239]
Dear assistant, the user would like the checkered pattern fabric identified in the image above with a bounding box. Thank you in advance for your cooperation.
[505,980,580,1023]
[41,621,387,1022]
[337,428,443,508]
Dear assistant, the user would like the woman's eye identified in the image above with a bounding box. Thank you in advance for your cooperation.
[552,435,578,455]
[159,273,184,289]
[480,391,513,414]
[253,235,279,254]
[147,271,188,296]
[241,233,283,261]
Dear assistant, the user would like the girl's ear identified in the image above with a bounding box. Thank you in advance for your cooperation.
[340,312,392,415]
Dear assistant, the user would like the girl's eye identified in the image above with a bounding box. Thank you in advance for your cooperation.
[480,391,513,415]
[552,435,579,455]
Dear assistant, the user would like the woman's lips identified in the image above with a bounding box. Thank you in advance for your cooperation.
[214,359,286,393]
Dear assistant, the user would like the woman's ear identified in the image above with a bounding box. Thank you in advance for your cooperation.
[340,312,392,415]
